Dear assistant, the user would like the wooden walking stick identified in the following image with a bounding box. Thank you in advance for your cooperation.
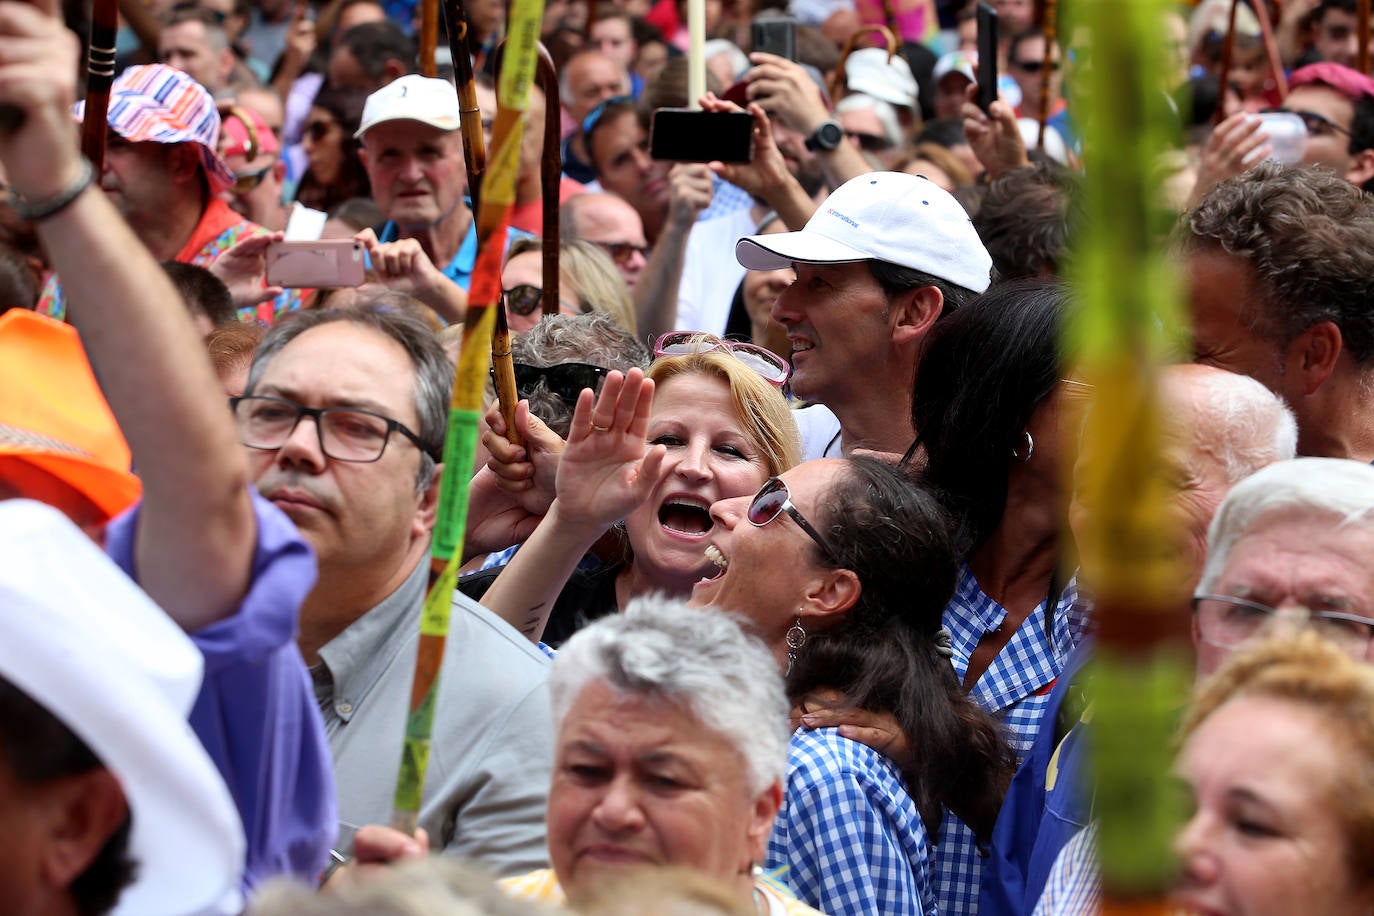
[1036,0,1058,151]
[1213,0,1242,125]
[1250,0,1288,100]
[81,0,119,172]
[444,0,489,213]
[389,0,546,836]
[420,0,440,77]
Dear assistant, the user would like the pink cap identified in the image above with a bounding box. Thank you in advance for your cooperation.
[220,105,280,159]
[1289,62,1374,102]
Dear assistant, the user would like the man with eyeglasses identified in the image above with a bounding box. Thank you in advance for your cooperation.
[561,192,649,291]
[1280,62,1374,188]
[34,64,303,324]
[234,302,553,875]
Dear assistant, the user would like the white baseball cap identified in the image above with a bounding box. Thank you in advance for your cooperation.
[933,50,977,86]
[356,74,463,139]
[843,48,919,110]
[0,500,244,915]
[736,172,992,294]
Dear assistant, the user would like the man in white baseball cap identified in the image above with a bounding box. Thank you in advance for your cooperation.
[736,170,992,459]
[0,500,244,915]
[353,74,515,323]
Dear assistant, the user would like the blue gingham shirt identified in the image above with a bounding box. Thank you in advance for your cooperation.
[1032,825,1099,916]
[767,728,937,916]
[935,565,1086,916]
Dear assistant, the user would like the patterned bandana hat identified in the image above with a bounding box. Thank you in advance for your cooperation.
[74,63,236,193]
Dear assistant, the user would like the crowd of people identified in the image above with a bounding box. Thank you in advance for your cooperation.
[4,0,1374,913]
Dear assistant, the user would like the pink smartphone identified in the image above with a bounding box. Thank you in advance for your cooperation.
[265,239,366,288]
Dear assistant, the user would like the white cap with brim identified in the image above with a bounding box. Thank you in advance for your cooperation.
[356,73,464,139]
[736,171,992,294]
[0,500,244,915]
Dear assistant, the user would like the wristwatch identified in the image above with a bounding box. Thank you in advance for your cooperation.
[804,119,844,152]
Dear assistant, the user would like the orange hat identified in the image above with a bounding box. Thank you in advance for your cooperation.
[0,310,141,520]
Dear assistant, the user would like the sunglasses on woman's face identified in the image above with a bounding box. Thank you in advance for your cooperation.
[503,284,544,316]
[653,331,792,387]
[491,362,611,407]
[747,477,836,561]
[304,119,338,143]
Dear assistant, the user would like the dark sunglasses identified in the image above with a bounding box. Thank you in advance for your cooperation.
[591,239,649,266]
[1011,59,1060,73]
[231,161,274,193]
[846,130,893,153]
[491,362,610,407]
[653,331,792,387]
[503,284,544,316]
[747,477,837,562]
[304,119,338,143]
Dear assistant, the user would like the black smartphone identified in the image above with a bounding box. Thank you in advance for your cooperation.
[752,17,796,60]
[976,3,999,113]
[649,109,754,163]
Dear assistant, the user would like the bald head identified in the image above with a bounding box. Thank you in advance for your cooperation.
[560,49,631,126]
[561,192,648,290]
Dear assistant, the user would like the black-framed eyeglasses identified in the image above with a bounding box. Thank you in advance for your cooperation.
[591,239,649,266]
[747,477,837,562]
[492,361,611,407]
[503,284,544,316]
[1192,593,1374,658]
[846,130,893,153]
[653,331,792,387]
[230,395,428,463]
[1271,107,1351,138]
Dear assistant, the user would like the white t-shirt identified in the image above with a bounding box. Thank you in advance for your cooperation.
[674,207,759,336]
[793,403,844,460]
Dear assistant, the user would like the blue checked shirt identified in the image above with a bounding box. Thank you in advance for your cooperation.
[767,728,937,916]
[935,565,1087,916]
[1032,825,1099,916]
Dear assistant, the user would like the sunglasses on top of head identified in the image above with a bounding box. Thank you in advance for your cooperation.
[653,331,792,387]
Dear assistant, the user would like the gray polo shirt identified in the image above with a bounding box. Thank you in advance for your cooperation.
[314,559,553,875]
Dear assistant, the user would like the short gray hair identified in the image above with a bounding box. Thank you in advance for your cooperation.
[1163,367,1298,485]
[834,93,902,149]
[1198,458,1374,594]
[550,595,790,794]
[245,297,453,489]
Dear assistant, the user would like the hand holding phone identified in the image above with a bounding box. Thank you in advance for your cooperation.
[976,3,999,113]
[265,239,366,289]
[650,109,755,163]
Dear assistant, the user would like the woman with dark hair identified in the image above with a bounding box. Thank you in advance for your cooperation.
[293,86,372,212]
[907,278,1088,914]
[475,347,1013,911]
[691,455,1015,915]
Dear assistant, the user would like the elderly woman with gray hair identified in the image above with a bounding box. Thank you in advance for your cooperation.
[502,595,826,915]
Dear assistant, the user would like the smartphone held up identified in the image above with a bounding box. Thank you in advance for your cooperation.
[649,108,755,164]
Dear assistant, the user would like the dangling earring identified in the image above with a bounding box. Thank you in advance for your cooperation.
[785,615,807,676]
[1010,430,1034,462]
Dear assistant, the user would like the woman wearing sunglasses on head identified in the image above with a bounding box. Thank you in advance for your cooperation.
[476,333,800,648]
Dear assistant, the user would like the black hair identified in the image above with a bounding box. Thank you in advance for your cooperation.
[0,676,137,916]
[161,260,236,327]
[973,161,1078,281]
[867,261,983,319]
[335,20,417,81]
[787,457,1016,838]
[297,85,373,211]
[910,279,1065,554]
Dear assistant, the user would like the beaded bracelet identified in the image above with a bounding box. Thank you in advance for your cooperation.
[9,158,95,223]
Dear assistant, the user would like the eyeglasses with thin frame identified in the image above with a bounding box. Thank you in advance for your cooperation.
[1192,593,1374,658]
[653,331,792,387]
[747,477,838,562]
[230,395,429,462]
[590,239,649,266]
[1272,107,1352,138]
[490,361,611,407]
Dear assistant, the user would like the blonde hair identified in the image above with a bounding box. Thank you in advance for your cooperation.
[645,339,801,477]
[504,237,637,336]
[1184,632,1374,883]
